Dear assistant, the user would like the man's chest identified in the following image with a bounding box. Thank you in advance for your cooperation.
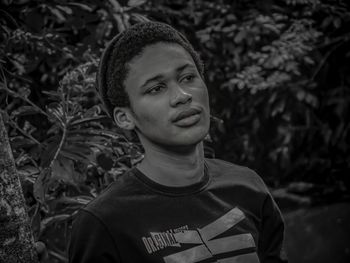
[111,195,262,263]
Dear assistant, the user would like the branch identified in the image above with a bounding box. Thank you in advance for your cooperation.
[0,67,48,118]
[4,114,42,146]
[316,33,350,49]
[310,38,347,81]
[49,124,68,168]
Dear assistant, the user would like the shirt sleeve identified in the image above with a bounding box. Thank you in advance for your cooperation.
[68,209,121,263]
[258,191,288,263]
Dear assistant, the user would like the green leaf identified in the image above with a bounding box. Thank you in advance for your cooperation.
[47,102,65,126]
[17,165,40,178]
[59,150,94,164]
[303,57,314,64]
[40,138,60,167]
[82,105,102,118]
[96,152,114,171]
[68,129,122,140]
[33,168,51,203]
[31,203,41,240]
[234,30,246,44]
[67,2,93,12]
[63,143,93,155]
[40,214,71,235]
[11,106,43,117]
[10,136,36,148]
[65,134,108,145]
[54,195,93,206]
[333,18,341,28]
[56,5,73,15]
[263,23,280,34]
[51,158,76,184]
[128,0,146,7]
[47,6,66,23]
[271,100,285,117]
[42,90,61,100]
[69,116,110,127]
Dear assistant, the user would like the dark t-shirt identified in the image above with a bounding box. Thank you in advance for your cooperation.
[69,158,287,262]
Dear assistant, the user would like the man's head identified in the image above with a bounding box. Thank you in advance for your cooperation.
[97,22,210,150]
[97,21,204,117]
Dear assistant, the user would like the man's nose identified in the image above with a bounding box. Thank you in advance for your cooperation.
[170,83,192,107]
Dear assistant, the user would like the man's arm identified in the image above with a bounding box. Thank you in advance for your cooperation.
[258,192,288,263]
[69,209,121,263]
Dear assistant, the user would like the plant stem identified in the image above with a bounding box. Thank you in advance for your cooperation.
[49,124,67,168]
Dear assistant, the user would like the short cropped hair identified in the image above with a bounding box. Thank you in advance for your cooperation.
[97,21,204,117]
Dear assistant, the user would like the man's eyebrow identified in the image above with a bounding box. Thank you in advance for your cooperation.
[140,63,196,89]
[177,63,196,73]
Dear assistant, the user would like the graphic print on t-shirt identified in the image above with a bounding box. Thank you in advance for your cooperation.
[142,225,189,253]
[142,207,260,263]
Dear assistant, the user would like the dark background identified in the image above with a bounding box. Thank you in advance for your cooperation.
[1,0,349,262]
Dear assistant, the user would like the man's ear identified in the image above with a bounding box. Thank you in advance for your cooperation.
[113,107,135,130]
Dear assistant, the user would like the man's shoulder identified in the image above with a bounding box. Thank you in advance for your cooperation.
[205,158,268,192]
[81,168,139,218]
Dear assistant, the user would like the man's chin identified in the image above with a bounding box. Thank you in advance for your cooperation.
[138,126,209,152]
[163,132,208,152]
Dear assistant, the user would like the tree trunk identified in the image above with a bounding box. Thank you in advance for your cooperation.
[0,113,38,263]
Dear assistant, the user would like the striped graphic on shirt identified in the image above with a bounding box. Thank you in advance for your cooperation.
[162,207,260,263]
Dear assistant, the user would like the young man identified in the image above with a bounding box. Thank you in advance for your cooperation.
[69,22,288,263]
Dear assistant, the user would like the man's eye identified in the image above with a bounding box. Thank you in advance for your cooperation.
[181,74,195,83]
[147,85,164,94]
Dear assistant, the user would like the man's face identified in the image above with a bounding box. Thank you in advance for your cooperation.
[123,42,210,150]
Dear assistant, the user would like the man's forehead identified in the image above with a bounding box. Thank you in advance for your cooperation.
[127,43,197,84]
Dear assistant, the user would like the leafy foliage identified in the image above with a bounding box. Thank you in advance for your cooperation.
[1,1,146,260]
[0,0,349,261]
[143,0,350,189]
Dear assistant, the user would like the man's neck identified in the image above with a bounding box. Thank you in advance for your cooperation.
[137,141,205,187]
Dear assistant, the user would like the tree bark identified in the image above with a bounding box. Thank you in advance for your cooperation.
[0,113,38,263]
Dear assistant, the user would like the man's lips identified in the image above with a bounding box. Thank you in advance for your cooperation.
[172,108,202,123]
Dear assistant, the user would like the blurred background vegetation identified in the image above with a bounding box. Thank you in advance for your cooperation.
[0,0,349,262]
